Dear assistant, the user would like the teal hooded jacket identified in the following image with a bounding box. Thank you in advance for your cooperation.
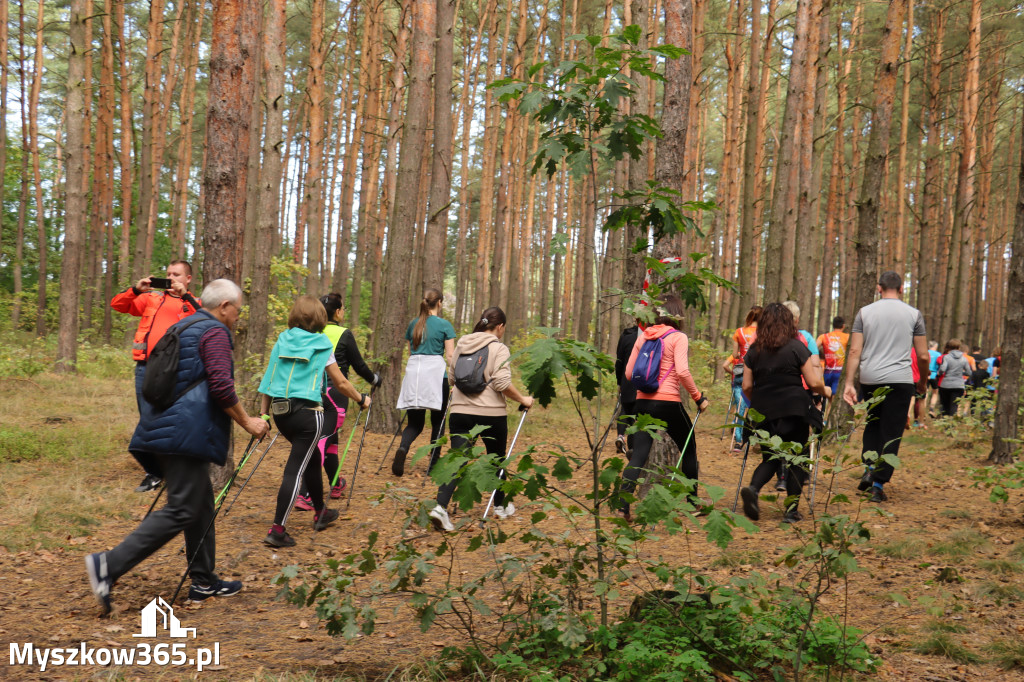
[258,327,335,402]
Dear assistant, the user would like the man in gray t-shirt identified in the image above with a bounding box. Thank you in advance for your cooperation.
[843,271,929,503]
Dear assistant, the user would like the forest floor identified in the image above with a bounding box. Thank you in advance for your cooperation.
[2,367,1024,681]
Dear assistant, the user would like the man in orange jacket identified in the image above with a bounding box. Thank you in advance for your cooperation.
[110,259,201,492]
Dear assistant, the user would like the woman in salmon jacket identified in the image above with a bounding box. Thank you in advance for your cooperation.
[620,293,710,521]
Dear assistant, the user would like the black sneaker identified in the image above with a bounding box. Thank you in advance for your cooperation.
[85,552,112,615]
[857,469,874,491]
[774,476,786,492]
[135,474,162,492]
[615,435,627,454]
[188,579,242,601]
[313,508,339,531]
[392,447,408,477]
[264,528,296,547]
[870,487,887,503]
[740,486,760,521]
[782,508,803,524]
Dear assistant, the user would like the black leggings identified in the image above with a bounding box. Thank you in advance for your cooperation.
[399,378,450,471]
[436,413,508,509]
[622,399,697,497]
[938,387,964,417]
[747,416,810,505]
[272,405,327,526]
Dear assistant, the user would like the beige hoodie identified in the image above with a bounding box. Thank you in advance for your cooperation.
[448,331,512,417]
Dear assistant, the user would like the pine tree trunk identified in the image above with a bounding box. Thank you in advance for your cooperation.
[989,93,1024,465]
[132,0,165,281]
[202,0,259,284]
[654,0,692,260]
[303,0,326,292]
[114,0,133,291]
[917,8,946,338]
[331,6,360,297]
[30,0,46,336]
[245,0,287,372]
[851,0,906,314]
[949,0,981,340]
[763,0,811,303]
[422,0,456,292]
[56,0,89,372]
[12,1,27,328]
[372,0,436,434]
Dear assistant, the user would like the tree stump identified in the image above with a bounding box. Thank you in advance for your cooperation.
[637,435,680,499]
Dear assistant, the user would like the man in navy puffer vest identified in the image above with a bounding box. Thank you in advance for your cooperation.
[85,279,269,614]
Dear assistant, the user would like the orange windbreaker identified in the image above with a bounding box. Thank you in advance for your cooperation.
[110,288,200,361]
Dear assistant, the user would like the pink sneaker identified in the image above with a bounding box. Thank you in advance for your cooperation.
[330,477,347,499]
[293,494,314,511]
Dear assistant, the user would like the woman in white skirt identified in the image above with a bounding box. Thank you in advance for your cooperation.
[392,288,455,476]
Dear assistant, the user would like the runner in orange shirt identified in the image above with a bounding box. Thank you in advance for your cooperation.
[816,317,849,399]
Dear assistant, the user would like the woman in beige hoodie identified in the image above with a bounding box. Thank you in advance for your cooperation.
[428,307,534,532]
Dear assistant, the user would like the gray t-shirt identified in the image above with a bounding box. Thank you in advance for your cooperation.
[851,298,926,385]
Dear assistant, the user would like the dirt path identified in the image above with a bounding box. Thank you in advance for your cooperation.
[2,398,1023,680]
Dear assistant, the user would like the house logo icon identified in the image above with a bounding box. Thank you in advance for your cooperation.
[132,597,197,639]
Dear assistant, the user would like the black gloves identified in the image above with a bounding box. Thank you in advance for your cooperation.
[372,373,383,388]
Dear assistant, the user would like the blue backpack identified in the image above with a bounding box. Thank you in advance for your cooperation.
[630,330,677,393]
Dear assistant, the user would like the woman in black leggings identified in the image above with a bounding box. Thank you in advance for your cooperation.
[293,293,380,511]
[258,296,370,548]
[738,303,830,524]
[392,289,456,476]
[428,307,533,532]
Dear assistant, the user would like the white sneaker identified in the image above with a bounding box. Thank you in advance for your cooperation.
[428,504,454,532]
[493,502,516,519]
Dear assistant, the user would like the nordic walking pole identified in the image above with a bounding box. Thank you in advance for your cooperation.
[673,410,703,472]
[344,396,374,510]
[480,405,529,526]
[334,405,363,474]
[375,411,407,474]
[722,392,737,440]
[171,428,267,604]
[223,432,279,518]
[808,437,820,508]
[731,438,752,513]
[145,483,166,516]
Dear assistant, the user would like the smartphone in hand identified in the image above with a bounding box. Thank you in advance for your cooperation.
[149,277,173,289]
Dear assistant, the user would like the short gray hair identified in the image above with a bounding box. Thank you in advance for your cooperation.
[201,279,243,310]
[782,300,800,322]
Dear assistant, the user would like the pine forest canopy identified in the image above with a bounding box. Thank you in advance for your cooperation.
[1,0,1023,432]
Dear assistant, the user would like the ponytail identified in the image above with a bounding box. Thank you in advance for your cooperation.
[411,288,443,350]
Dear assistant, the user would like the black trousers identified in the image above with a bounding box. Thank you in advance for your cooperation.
[436,413,508,509]
[272,405,327,526]
[747,416,810,505]
[859,383,915,485]
[399,378,450,471]
[105,453,216,586]
[938,387,964,417]
[622,399,697,496]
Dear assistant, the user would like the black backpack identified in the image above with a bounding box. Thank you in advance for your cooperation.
[452,342,497,395]
[142,316,208,411]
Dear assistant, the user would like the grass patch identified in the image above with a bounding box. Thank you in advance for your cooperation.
[978,559,1024,576]
[1010,544,1024,561]
[711,550,764,568]
[929,528,990,561]
[986,638,1024,670]
[938,508,972,520]
[972,581,1024,604]
[912,632,980,663]
[877,539,925,560]
[923,619,968,634]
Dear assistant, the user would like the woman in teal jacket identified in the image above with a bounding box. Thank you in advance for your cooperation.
[259,295,371,548]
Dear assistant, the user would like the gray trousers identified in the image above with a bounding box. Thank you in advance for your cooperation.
[105,453,216,586]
